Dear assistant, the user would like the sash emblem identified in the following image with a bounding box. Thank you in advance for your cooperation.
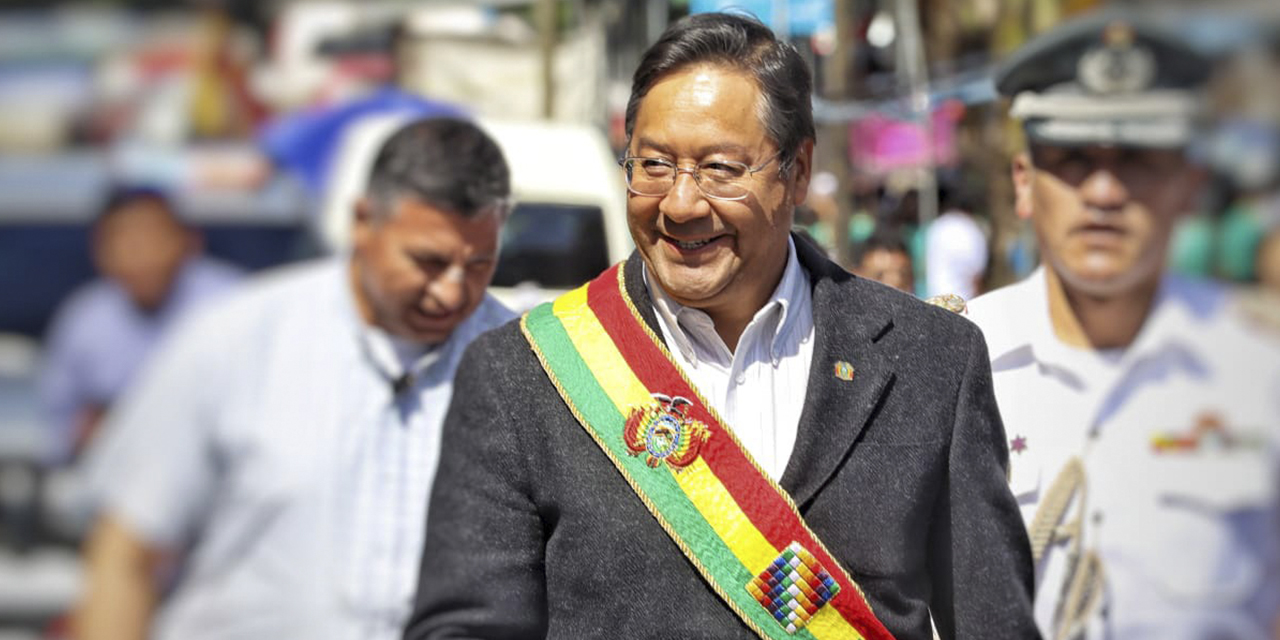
[624,393,710,471]
[746,542,842,634]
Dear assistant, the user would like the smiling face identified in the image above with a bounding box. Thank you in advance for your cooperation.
[1013,143,1203,297]
[350,196,501,346]
[626,64,811,323]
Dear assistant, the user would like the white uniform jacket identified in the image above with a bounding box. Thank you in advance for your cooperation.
[968,267,1280,640]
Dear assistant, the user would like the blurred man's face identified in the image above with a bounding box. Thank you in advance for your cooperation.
[626,64,811,319]
[855,248,914,293]
[351,196,501,345]
[1014,143,1203,297]
[93,198,194,312]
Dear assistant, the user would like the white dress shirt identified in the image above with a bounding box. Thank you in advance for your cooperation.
[968,267,1280,640]
[647,238,815,480]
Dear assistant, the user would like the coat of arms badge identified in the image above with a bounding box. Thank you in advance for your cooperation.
[623,393,710,471]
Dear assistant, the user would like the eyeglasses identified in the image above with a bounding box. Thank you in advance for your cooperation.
[619,153,780,201]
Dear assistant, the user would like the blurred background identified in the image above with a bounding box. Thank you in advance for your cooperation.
[0,0,1276,637]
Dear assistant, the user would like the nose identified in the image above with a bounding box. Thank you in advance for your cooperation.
[1079,167,1128,211]
[659,169,709,224]
[424,264,468,314]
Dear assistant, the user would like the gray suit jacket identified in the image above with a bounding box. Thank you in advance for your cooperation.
[404,238,1037,639]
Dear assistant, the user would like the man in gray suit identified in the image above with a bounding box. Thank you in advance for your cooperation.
[404,13,1035,640]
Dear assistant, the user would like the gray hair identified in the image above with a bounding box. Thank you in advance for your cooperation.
[624,12,815,175]
[366,117,511,219]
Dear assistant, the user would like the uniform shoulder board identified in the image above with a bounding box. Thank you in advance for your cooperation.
[924,293,968,315]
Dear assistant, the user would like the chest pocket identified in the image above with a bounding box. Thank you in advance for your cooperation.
[1137,452,1275,604]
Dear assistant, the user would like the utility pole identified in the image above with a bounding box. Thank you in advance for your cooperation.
[894,0,936,230]
[537,0,557,119]
[821,0,856,267]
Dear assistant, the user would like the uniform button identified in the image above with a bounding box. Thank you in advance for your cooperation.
[1092,512,1103,526]
[735,373,746,385]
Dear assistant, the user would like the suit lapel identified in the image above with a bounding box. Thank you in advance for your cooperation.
[623,253,663,340]
[780,238,896,509]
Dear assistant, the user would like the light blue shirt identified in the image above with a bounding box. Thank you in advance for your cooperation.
[38,256,242,463]
[84,258,514,640]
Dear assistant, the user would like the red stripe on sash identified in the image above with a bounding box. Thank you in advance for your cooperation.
[584,267,889,638]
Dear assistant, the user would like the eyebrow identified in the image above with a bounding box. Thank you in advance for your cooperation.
[633,137,753,158]
[407,247,496,264]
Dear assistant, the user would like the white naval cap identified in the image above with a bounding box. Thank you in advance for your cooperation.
[995,9,1216,148]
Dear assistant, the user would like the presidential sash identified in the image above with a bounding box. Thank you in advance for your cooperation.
[520,263,892,640]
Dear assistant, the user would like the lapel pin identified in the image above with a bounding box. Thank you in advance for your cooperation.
[833,361,855,381]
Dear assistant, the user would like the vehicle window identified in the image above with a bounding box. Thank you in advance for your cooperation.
[493,203,610,290]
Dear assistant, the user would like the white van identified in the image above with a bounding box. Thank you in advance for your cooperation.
[317,113,631,311]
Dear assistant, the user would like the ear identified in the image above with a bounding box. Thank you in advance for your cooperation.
[353,196,376,244]
[789,139,815,207]
[1012,151,1035,220]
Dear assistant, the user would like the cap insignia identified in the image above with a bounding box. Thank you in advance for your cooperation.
[1077,20,1156,95]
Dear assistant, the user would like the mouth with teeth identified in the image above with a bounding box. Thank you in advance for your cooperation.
[665,234,724,252]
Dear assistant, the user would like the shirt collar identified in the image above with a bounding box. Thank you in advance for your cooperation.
[995,266,1214,376]
[646,237,810,362]
[1125,273,1222,365]
[358,325,443,384]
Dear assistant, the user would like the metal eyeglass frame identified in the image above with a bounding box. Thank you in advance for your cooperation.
[618,152,781,202]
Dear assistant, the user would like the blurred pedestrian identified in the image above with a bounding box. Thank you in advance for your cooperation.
[1240,225,1280,334]
[1259,225,1280,295]
[924,184,988,300]
[72,117,514,640]
[37,187,241,464]
[969,10,1280,639]
[403,13,1034,640]
[851,230,915,294]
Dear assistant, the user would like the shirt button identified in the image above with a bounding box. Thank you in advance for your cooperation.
[735,373,746,385]
[1092,512,1103,526]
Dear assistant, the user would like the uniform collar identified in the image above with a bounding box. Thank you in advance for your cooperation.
[989,266,1218,382]
[645,237,810,362]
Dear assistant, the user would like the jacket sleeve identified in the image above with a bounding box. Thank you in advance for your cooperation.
[402,335,548,640]
[927,325,1040,639]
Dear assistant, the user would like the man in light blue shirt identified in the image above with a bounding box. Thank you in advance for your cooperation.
[72,117,515,640]
[38,188,242,464]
